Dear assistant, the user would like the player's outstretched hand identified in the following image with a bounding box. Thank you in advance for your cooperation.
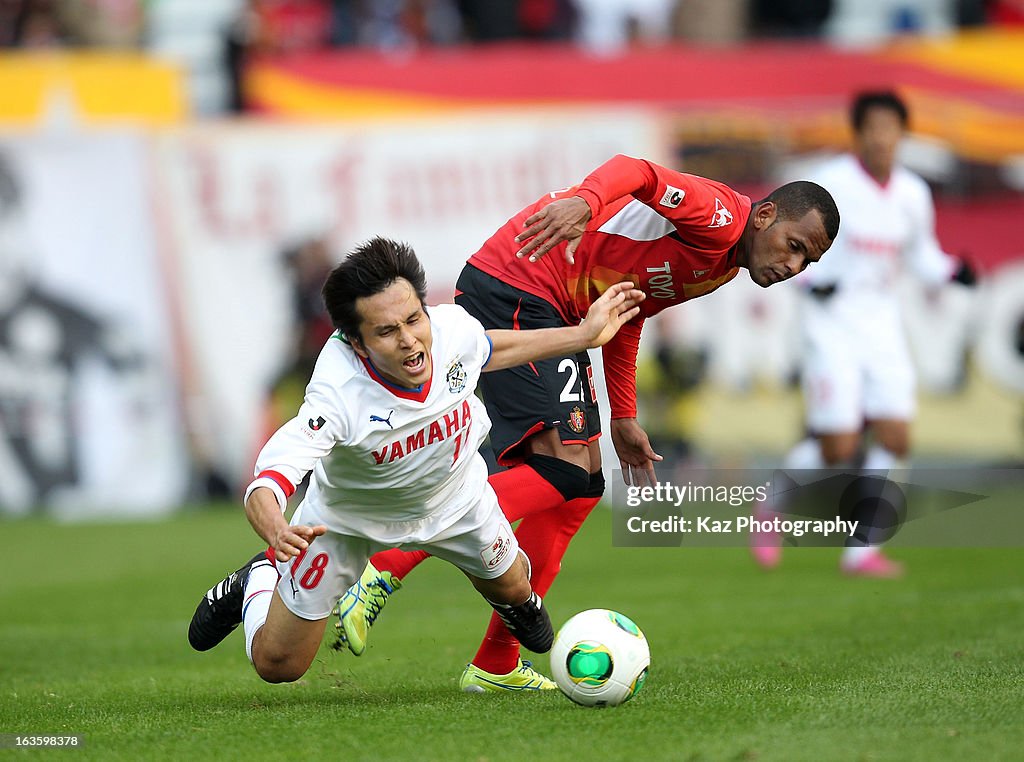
[515,196,592,264]
[580,281,645,348]
[610,418,663,488]
[271,524,328,563]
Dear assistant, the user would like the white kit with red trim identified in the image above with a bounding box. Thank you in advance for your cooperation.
[244,304,494,545]
[796,153,957,431]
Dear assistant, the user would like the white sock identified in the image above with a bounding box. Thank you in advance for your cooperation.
[862,444,905,472]
[842,445,906,566]
[757,438,824,519]
[784,437,824,470]
[243,563,279,663]
[841,544,878,567]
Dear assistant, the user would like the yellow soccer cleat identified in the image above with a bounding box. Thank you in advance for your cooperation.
[331,562,402,656]
[459,660,558,693]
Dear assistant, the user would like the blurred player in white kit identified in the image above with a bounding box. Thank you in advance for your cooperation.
[186,236,643,684]
[753,91,976,577]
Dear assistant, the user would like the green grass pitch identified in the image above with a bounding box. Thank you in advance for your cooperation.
[2,504,1022,761]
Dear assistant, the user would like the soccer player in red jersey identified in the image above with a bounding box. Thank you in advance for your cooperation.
[335,154,840,691]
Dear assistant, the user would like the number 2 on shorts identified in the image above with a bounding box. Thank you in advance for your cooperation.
[558,358,580,402]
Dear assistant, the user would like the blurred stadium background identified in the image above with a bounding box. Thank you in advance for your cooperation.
[0,0,1021,518]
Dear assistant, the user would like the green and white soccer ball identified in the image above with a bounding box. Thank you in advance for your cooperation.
[551,609,650,707]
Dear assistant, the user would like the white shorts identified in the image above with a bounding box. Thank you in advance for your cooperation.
[801,296,916,433]
[274,484,519,620]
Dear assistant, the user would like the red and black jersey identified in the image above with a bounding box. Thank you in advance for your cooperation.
[467,154,751,418]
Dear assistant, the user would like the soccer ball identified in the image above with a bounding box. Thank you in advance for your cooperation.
[550,609,650,707]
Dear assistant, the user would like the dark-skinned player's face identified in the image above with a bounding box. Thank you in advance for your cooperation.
[745,203,832,288]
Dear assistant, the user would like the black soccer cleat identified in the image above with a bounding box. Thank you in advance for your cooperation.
[489,592,554,653]
[188,551,274,652]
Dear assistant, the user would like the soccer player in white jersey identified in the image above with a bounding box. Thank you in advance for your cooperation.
[752,91,976,577]
[186,237,644,684]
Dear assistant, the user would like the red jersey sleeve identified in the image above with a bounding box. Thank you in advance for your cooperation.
[574,154,659,219]
[575,154,749,249]
[601,317,643,419]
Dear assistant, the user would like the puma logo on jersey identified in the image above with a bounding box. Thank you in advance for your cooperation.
[371,400,473,464]
[659,185,685,208]
[370,410,395,429]
[709,198,733,228]
[693,269,709,278]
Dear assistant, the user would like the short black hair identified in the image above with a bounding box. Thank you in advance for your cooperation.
[321,237,428,341]
[761,181,841,241]
[851,90,909,131]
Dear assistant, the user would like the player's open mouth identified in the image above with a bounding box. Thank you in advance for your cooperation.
[403,352,426,374]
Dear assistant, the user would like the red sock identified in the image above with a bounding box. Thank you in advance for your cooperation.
[473,611,522,675]
[369,548,430,580]
[527,496,598,597]
[472,496,600,674]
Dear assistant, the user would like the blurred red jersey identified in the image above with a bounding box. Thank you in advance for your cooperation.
[466,154,752,417]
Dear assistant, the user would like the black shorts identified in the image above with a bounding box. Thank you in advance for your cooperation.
[455,264,601,466]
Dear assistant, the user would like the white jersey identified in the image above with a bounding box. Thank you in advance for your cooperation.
[802,154,955,305]
[248,303,494,543]
[797,155,956,430]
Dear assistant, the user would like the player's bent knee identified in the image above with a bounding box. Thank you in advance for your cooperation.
[525,454,591,501]
[253,655,308,684]
[251,635,315,684]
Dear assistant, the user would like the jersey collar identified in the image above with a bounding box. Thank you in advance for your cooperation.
[358,354,433,403]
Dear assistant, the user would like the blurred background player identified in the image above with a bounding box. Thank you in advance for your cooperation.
[333,154,840,692]
[187,236,644,684]
[751,91,978,577]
